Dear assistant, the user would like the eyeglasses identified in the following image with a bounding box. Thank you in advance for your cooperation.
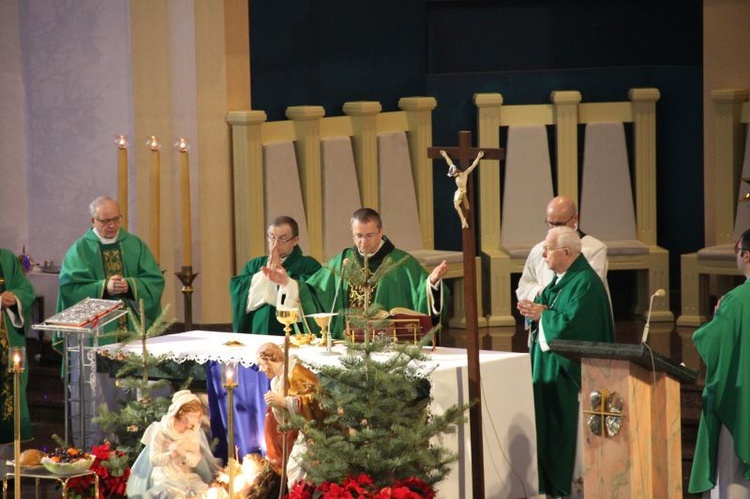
[353,232,380,242]
[93,215,123,225]
[542,246,568,254]
[735,240,748,254]
[267,234,295,244]
[544,214,575,228]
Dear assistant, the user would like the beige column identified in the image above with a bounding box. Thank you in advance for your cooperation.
[551,91,582,203]
[343,101,382,210]
[711,89,748,244]
[630,88,661,245]
[473,92,503,251]
[227,110,268,271]
[399,96,438,249]
[287,106,326,261]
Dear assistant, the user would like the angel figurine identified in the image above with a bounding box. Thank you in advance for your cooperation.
[441,149,484,229]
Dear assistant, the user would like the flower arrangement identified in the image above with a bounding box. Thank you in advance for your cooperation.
[287,474,435,499]
[66,442,131,499]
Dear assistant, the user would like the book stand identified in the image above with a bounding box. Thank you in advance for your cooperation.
[33,302,127,448]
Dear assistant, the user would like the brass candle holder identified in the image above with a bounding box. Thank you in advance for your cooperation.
[9,346,25,499]
[174,265,199,331]
[222,361,238,498]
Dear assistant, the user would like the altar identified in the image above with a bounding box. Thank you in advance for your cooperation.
[98,331,538,498]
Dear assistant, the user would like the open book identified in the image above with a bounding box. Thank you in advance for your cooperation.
[345,307,433,345]
[44,297,123,328]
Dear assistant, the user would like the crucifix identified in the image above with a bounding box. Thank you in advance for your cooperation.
[428,131,503,499]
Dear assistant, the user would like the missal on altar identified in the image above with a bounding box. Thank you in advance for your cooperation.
[45,297,123,328]
[345,307,433,344]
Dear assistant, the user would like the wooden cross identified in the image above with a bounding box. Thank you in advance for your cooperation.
[428,131,503,499]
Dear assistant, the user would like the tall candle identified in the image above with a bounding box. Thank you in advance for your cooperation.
[147,136,161,263]
[177,138,192,267]
[116,135,129,229]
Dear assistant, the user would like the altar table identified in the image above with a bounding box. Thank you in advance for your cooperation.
[98,331,538,498]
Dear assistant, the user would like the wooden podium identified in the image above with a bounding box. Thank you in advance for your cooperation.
[549,340,698,498]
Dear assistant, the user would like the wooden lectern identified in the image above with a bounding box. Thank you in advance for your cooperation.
[549,340,698,498]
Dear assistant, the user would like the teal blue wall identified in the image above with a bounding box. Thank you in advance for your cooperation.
[249,0,704,298]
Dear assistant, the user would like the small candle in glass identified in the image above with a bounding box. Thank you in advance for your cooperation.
[222,361,238,388]
[8,346,25,373]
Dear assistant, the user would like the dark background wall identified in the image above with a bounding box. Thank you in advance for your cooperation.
[249,0,704,304]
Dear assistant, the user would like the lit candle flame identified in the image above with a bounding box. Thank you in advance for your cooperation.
[176,137,190,152]
[115,134,129,149]
[12,354,20,366]
[146,135,161,151]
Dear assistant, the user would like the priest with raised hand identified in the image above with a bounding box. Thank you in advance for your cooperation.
[0,247,35,450]
[229,216,321,335]
[55,195,164,344]
[517,225,614,498]
[262,208,449,339]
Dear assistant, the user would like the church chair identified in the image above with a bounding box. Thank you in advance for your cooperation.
[227,98,481,328]
[474,91,578,336]
[677,89,750,327]
[475,88,671,346]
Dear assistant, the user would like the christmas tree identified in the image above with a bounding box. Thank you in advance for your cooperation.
[289,337,470,490]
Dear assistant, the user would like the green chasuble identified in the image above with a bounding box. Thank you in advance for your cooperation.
[0,248,34,442]
[297,237,447,340]
[531,254,614,496]
[56,228,164,348]
[689,278,750,493]
[230,245,321,335]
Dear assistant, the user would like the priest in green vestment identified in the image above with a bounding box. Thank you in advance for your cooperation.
[55,196,164,348]
[229,216,321,335]
[262,208,449,339]
[0,248,34,443]
[689,228,750,496]
[518,226,614,497]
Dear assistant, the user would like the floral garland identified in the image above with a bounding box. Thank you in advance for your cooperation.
[66,442,131,499]
[287,474,435,499]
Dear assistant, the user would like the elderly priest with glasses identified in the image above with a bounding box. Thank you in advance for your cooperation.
[56,196,164,338]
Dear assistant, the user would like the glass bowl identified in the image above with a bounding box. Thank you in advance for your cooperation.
[40,455,95,476]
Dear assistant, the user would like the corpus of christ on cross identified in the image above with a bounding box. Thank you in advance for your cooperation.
[428,130,504,499]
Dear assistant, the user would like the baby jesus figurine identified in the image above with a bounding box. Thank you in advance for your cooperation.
[441,149,484,229]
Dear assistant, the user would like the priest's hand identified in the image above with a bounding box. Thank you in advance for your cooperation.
[262,265,290,286]
[429,260,448,285]
[0,291,17,308]
[267,239,281,269]
[517,299,547,322]
[106,275,129,295]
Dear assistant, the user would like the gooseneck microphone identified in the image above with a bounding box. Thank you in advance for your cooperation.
[641,288,666,344]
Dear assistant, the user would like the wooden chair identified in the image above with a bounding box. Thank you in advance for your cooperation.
[677,89,750,327]
[475,89,671,349]
[227,97,481,327]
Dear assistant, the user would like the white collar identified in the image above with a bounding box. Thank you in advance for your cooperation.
[93,227,119,244]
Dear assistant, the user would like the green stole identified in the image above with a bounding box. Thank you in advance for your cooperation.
[100,242,128,329]
[0,261,10,422]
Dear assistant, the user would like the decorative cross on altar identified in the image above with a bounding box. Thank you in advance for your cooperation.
[428,131,503,499]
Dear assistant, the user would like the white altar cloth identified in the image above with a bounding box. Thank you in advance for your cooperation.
[98,331,538,498]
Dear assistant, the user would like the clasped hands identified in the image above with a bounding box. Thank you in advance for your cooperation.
[106,275,129,295]
[517,299,547,322]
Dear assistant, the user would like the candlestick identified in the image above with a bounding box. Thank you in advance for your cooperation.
[222,361,238,498]
[176,137,192,267]
[8,346,25,499]
[174,266,199,331]
[115,135,129,229]
[147,136,162,263]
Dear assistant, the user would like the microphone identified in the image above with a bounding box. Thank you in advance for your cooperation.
[641,288,666,344]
